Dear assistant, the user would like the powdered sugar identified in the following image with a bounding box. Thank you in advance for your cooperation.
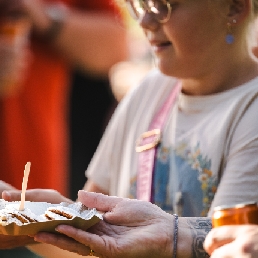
[0,199,103,226]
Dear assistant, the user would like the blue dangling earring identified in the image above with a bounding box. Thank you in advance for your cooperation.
[225,19,236,44]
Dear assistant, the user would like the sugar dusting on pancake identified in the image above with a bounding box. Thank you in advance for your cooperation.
[0,199,102,226]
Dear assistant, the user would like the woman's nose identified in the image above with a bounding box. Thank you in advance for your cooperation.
[139,11,160,31]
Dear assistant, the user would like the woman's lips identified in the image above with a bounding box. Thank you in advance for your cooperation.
[151,41,172,53]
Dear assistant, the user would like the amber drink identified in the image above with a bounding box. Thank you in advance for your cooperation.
[212,201,258,228]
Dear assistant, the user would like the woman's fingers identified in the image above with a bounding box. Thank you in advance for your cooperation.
[209,242,237,258]
[35,222,111,257]
[0,234,35,249]
[204,226,237,254]
[2,189,72,203]
[34,231,93,256]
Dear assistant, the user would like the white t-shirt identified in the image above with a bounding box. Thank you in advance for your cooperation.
[86,69,258,217]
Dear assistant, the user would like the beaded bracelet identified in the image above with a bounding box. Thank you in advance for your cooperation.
[173,214,179,258]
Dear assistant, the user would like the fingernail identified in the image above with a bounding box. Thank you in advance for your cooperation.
[34,236,42,242]
[2,191,11,201]
[34,234,47,242]
[55,225,63,233]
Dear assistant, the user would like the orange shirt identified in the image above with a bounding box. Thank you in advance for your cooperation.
[0,0,120,196]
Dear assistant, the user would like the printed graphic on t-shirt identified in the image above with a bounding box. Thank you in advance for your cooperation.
[129,141,218,216]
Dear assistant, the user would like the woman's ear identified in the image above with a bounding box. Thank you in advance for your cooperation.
[227,0,251,23]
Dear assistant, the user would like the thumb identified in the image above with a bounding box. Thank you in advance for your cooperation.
[78,190,123,212]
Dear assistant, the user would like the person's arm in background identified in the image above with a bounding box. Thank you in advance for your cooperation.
[204,225,258,258]
[20,0,129,76]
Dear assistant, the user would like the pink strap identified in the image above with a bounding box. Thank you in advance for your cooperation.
[137,83,181,202]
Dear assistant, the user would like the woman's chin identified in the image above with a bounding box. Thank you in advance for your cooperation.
[157,63,176,77]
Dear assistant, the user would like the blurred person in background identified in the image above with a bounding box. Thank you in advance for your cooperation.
[0,0,128,257]
[0,0,128,197]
